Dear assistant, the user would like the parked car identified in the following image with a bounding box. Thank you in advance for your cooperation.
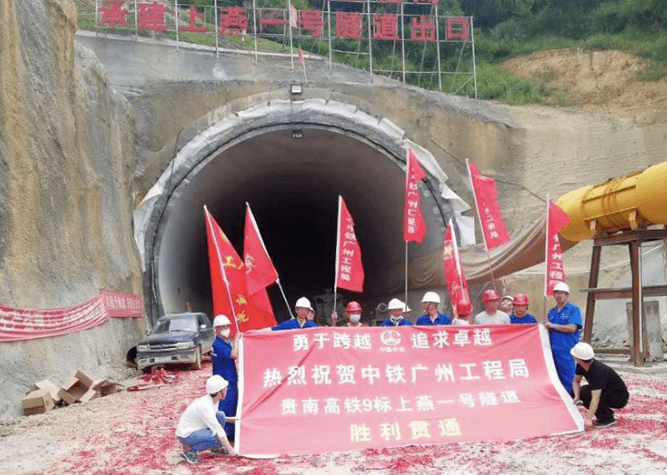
[135,313,215,371]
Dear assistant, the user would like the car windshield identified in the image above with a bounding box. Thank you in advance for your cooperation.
[153,318,197,333]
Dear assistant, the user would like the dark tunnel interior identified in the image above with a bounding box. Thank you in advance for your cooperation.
[155,127,445,322]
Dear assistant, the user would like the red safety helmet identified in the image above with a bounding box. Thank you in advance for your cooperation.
[482,289,500,302]
[456,300,473,315]
[513,294,529,306]
[346,301,362,313]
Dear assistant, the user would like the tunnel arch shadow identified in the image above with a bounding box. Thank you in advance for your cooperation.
[136,99,463,324]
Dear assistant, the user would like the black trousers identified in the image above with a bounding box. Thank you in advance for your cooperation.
[580,385,629,422]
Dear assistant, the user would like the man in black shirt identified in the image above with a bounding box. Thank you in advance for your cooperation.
[571,342,629,428]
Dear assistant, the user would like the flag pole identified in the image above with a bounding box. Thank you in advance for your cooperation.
[204,206,241,335]
[333,196,342,313]
[543,195,551,323]
[245,203,293,319]
[404,241,409,310]
[466,158,498,292]
[288,0,295,70]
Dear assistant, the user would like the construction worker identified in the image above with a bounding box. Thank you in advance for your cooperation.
[474,289,510,324]
[332,301,365,327]
[175,375,237,464]
[500,295,514,314]
[545,281,582,395]
[272,297,318,330]
[510,294,537,324]
[381,298,413,326]
[211,315,239,439]
[415,292,451,325]
[452,300,473,325]
[571,342,629,428]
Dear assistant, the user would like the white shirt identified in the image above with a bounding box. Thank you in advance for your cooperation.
[474,310,510,325]
[175,394,226,441]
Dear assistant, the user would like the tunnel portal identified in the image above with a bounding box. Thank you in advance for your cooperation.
[141,102,460,324]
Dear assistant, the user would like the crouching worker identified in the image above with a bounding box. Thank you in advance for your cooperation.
[571,342,629,429]
[175,375,237,463]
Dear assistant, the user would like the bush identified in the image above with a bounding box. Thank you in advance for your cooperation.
[476,62,544,104]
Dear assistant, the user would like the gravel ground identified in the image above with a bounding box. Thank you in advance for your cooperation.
[1,357,666,475]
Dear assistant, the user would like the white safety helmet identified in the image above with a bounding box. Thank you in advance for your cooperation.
[553,282,570,294]
[570,342,595,360]
[387,298,405,311]
[206,375,229,394]
[213,314,232,327]
[421,291,441,304]
[295,297,313,311]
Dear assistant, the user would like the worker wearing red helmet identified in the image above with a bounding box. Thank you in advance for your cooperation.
[331,301,366,327]
[473,289,510,325]
[510,294,538,324]
[452,300,472,325]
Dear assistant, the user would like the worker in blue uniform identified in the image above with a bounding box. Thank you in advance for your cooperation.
[381,298,413,326]
[415,292,451,325]
[545,282,582,395]
[211,314,239,440]
[271,297,318,330]
[510,294,538,324]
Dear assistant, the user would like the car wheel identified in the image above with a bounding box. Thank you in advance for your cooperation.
[193,346,202,370]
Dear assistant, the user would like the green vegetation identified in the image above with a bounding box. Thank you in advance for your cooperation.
[74,0,667,104]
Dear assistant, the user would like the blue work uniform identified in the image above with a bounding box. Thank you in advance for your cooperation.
[547,302,582,395]
[510,313,538,324]
[415,313,451,325]
[380,318,413,327]
[271,319,318,331]
[211,336,238,438]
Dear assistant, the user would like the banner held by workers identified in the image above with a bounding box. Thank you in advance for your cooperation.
[236,325,583,456]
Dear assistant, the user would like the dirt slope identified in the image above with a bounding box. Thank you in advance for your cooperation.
[501,49,667,123]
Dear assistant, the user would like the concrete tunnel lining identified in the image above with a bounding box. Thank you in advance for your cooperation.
[136,99,469,324]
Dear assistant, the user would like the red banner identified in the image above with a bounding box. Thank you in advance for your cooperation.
[236,325,583,456]
[204,208,276,337]
[335,196,364,293]
[0,289,142,343]
[467,159,511,250]
[403,149,427,243]
[545,200,572,296]
[244,204,279,296]
[443,220,470,316]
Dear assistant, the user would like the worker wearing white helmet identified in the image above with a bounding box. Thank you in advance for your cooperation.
[545,281,582,396]
[211,315,239,440]
[571,342,629,429]
[381,298,413,327]
[271,296,318,330]
[175,375,237,463]
[415,291,451,325]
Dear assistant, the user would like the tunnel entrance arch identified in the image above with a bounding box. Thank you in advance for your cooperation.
[135,99,468,324]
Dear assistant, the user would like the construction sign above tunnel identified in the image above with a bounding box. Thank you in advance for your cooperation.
[89,1,477,95]
[235,325,583,456]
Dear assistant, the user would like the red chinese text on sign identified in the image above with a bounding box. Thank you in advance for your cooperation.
[373,14,399,41]
[236,325,583,456]
[98,1,128,29]
[336,12,363,40]
[411,15,435,42]
[544,200,572,296]
[179,5,206,33]
[138,2,166,32]
[446,17,469,41]
[220,7,248,36]
[299,10,325,38]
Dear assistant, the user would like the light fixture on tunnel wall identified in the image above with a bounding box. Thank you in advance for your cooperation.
[292,130,303,139]
[290,83,303,95]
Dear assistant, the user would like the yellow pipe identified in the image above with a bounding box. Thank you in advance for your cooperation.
[557,161,667,242]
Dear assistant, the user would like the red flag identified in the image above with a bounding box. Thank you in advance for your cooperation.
[545,200,572,296]
[467,159,511,250]
[204,207,276,337]
[244,204,279,296]
[335,196,364,293]
[404,149,427,243]
[290,4,298,28]
[443,220,470,317]
[298,47,305,68]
